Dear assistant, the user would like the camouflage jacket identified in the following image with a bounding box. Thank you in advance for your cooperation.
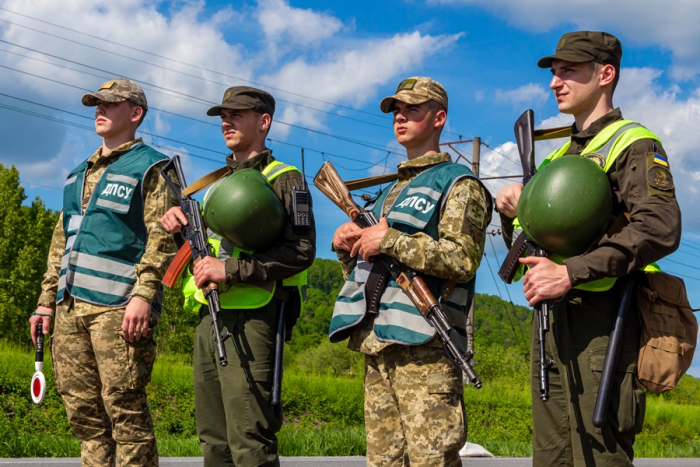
[37,139,177,316]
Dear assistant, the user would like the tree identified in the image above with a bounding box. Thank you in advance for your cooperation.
[0,163,59,342]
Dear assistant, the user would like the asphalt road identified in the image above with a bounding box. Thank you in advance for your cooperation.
[0,458,698,466]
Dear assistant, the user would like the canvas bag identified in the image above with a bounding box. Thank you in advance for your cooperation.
[636,271,698,393]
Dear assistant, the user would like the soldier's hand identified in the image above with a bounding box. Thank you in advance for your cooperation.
[520,256,572,305]
[193,256,227,287]
[351,218,389,263]
[496,183,523,218]
[29,306,54,345]
[160,206,188,234]
[333,222,363,252]
[123,297,151,342]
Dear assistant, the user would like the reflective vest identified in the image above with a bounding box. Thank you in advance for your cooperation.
[57,144,169,311]
[329,162,492,346]
[513,120,662,291]
[182,160,308,312]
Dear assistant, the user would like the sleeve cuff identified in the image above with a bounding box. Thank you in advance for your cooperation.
[563,256,590,288]
[37,292,57,311]
[379,228,403,254]
[225,257,240,285]
[131,285,157,304]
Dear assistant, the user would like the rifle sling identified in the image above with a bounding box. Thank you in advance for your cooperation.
[345,173,399,191]
[365,260,390,314]
[181,166,229,196]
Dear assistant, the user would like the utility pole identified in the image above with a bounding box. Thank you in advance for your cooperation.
[467,137,480,358]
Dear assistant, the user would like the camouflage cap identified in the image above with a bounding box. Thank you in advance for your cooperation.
[380,77,448,113]
[207,86,275,117]
[538,31,622,70]
[81,78,148,110]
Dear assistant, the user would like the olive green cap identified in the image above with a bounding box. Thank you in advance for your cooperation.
[538,31,622,70]
[207,86,276,117]
[380,76,448,113]
[81,78,148,110]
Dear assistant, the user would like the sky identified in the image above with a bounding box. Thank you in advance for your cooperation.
[1,0,699,375]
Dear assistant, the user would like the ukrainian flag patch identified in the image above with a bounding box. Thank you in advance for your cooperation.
[653,154,669,167]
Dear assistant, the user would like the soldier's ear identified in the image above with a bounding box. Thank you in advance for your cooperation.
[129,105,144,124]
[259,113,272,133]
[434,109,447,130]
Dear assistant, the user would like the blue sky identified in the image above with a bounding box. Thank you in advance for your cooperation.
[1,0,699,374]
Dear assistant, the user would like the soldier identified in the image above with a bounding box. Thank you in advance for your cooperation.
[330,77,492,466]
[29,78,177,466]
[496,31,682,466]
[160,86,315,467]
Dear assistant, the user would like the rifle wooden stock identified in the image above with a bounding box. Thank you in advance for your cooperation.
[162,243,193,288]
[313,162,362,221]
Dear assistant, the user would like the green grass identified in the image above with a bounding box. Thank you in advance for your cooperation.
[2,340,700,458]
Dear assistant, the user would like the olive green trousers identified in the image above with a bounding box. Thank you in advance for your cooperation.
[531,282,645,467]
[194,302,281,467]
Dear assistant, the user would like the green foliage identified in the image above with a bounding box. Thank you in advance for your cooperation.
[0,163,59,343]
[473,343,529,388]
[473,293,531,355]
[291,339,364,376]
[646,374,700,405]
[154,278,197,358]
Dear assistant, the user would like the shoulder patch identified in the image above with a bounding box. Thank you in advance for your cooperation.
[646,152,674,196]
[466,198,486,230]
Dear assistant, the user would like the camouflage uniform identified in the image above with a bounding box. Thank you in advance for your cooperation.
[37,80,176,467]
[335,151,490,467]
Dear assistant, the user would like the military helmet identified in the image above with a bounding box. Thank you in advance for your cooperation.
[203,169,285,250]
[517,156,612,256]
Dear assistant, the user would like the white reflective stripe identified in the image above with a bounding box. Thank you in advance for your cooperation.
[374,305,433,333]
[60,253,70,271]
[386,211,426,226]
[65,175,78,186]
[332,301,365,317]
[106,173,139,186]
[72,272,134,297]
[95,198,130,213]
[68,215,83,232]
[406,186,441,201]
[336,280,363,299]
[354,259,372,283]
[382,285,417,309]
[448,287,469,305]
[57,274,66,293]
[71,252,136,279]
[65,235,77,250]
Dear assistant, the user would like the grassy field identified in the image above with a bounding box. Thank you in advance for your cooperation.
[1,341,699,458]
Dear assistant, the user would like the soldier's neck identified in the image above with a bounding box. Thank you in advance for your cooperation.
[101,131,137,155]
[574,98,614,133]
[231,142,267,162]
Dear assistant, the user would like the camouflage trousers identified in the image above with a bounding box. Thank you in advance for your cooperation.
[363,343,466,467]
[51,300,159,467]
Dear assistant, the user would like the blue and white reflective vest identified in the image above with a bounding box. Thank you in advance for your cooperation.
[329,162,491,346]
[57,143,169,311]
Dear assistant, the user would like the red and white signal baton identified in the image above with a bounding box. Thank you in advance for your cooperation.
[30,321,46,404]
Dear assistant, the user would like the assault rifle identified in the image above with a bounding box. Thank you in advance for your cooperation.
[161,155,231,367]
[498,109,555,401]
[314,162,482,388]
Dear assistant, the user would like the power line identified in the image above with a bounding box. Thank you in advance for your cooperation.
[0,63,403,155]
[0,9,471,139]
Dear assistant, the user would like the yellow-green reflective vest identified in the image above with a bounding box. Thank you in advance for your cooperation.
[182,160,308,312]
[512,120,662,292]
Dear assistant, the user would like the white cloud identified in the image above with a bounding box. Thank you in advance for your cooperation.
[256,0,344,60]
[433,0,700,78]
[495,83,549,106]
[262,31,462,129]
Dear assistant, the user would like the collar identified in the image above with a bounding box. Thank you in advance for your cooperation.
[88,138,143,164]
[396,152,452,181]
[226,149,275,173]
[571,108,623,146]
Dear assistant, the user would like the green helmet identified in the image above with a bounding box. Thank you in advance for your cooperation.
[203,169,285,250]
[517,156,612,256]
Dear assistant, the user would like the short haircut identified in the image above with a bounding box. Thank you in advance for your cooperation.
[590,62,619,95]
